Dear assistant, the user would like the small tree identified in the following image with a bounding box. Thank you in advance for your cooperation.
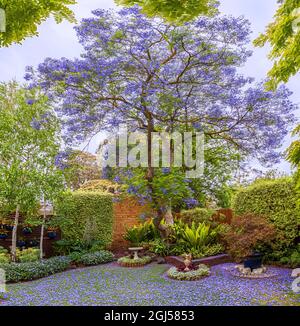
[63,150,101,190]
[0,82,61,261]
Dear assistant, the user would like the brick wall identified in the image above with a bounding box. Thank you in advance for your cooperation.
[110,197,150,251]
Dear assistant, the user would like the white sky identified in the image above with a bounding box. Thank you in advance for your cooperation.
[0,0,299,173]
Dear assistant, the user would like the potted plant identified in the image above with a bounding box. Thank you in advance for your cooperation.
[47,227,58,239]
[17,238,26,248]
[0,229,8,240]
[22,226,33,235]
[222,214,276,271]
[27,239,39,247]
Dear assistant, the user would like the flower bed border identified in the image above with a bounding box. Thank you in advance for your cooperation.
[117,256,152,267]
[167,264,210,281]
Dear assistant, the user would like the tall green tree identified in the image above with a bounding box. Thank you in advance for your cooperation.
[0,82,62,261]
[254,0,300,90]
[115,0,219,23]
[0,0,76,47]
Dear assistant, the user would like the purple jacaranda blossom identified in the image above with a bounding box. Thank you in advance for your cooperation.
[25,7,297,167]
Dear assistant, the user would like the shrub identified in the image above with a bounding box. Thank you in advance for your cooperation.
[76,251,114,266]
[188,244,224,259]
[16,248,40,263]
[279,244,300,268]
[0,246,8,254]
[117,255,152,267]
[0,253,9,264]
[167,264,210,281]
[222,214,276,260]
[124,219,159,246]
[0,256,71,282]
[148,239,172,257]
[233,178,299,255]
[147,219,225,258]
[179,208,216,226]
[55,191,113,248]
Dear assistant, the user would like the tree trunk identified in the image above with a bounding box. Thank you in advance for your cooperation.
[164,205,174,225]
[40,200,46,260]
[11,204,20,262]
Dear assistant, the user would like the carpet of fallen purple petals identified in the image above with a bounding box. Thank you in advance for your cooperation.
[1,263,299,306]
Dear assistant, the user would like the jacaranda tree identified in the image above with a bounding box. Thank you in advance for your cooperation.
[26,7,297,234]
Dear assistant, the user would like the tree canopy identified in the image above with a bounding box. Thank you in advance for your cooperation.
[254,0,300,89]
[0,0,76,47]
[25,7,297,230]
[115,0,219,23]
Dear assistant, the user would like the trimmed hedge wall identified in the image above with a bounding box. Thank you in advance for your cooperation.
[55,191,113,247]
[233,178,300,251]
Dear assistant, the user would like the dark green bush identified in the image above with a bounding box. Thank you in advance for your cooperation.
[76,251,114,266]
[0,256,71,282]
[233,178,300,256]
[55,191,113,248]
[279,244,300,268]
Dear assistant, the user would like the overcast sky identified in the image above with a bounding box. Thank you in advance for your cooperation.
[0,0,299,173]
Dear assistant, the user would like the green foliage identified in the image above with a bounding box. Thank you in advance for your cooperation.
[279,244,300,268]
[286,126,300,216]
[76,251,114,266]
[16,248,40,263]
[55,191,113,248]
[233,178,300,254]
[0,82,61,216]
[53,239,85,255]
[79,179,123,194]
[124,219,160,245]
[167,264,210,280]
[287,125,300,167]
[148,239,171,256]
[115,0,218,23]
[117,255,152,266]
[0,252,9,264]
[0,0,76,47]
[63,151,101,190]
[254,0,300,89]
[0,256,71,282]
[148,219,224,258]
[180,208,215,225]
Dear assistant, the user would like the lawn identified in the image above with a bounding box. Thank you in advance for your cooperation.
[1,263,299,306]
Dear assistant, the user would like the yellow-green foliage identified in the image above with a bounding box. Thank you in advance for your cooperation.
[55,191,113,247]
[79,179,123,194]
[16,248,40,263]
[233,178,300,250]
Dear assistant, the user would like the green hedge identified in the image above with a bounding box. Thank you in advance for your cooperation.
[55,191,113,248]
[0,256,71,282]
[233,178,300,252]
